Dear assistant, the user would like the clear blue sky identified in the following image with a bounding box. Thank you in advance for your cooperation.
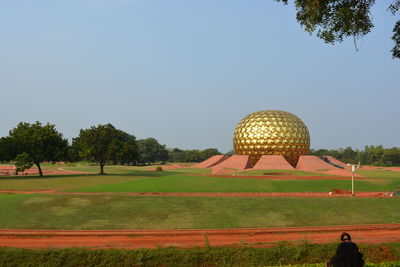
[0,0,398,152]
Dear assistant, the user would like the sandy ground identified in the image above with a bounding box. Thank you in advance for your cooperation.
[0,165,90,176]
[0,224,399,249]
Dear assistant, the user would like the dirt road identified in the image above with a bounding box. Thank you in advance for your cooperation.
[0,224,399,249]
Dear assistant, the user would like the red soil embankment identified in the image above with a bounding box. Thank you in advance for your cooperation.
[296,156,359,177]
[323,156,351,170]
[211,155,251,175]
[251,155,294,170]
[194,155,229,168]
[0,224,399,249]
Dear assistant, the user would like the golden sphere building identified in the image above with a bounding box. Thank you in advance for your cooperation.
[233,110,310,167]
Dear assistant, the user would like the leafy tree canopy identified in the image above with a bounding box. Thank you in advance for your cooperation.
[7,122,68,176]
[14,152,33,175]
[76,124,138,174]
[168,148,187,163]
[168,148,222,163]
[137,138,169,165]
[0,137,14,162]
[276,0,400,58]
[310,145,400,166]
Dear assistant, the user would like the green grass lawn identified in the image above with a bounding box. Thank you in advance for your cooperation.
[3,162,183,174]
[0,169,180,191]
[0,174,147,190]
[1,166,399,231]
[47,163,158,173]
[169,168,211,175]
[67,173,399,193]
[357,170,400,179]
[2,166,399,192]
[0,194,398,229]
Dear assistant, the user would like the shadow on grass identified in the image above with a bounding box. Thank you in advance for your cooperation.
[0,170,189,180]
[0,173,100,180]
[103,170,188,178]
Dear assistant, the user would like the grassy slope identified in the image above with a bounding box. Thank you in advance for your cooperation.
[0,167,399,230]
[358,170,400,180]
[67,173,399,193]
[0,194,398,229]
[41,163,158,173]
[169,168,211,175]
[0,174,145,190]
[2,167,398,192]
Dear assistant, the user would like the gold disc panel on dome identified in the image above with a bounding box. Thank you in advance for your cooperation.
[233,110,310,167]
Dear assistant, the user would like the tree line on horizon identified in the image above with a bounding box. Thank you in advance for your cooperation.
[310,146,400,166]
[0,122,221,176]
[1,121,399,176]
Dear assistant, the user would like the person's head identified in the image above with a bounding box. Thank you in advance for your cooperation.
[341,232,352,242]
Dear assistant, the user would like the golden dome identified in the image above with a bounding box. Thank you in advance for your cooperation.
[233,110,310,167]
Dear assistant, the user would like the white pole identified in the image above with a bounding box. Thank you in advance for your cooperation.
[351,165,355,196]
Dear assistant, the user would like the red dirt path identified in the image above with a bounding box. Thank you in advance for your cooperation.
[0,224,399,249]
[0,190,395,198]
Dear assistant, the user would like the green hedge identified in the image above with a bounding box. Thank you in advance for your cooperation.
[266,264,400,267]
[0,242,400,267]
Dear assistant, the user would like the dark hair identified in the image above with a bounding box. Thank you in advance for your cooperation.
[341,232,352,241]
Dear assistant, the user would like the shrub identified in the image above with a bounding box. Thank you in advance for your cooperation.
[0,242,399,267]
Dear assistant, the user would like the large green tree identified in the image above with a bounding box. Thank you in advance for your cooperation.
[167,148,221,163]
[200,148,220,161]
[137,138,169,165]
[14,152,33,175]
[75,124,138,174]
[310,145,400,166]
[382,147,400,165]
[276,0,400,58]
[6,122,68,176]
[66,138,82,162]
[0,137,14,162]
[168,148,186,162]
